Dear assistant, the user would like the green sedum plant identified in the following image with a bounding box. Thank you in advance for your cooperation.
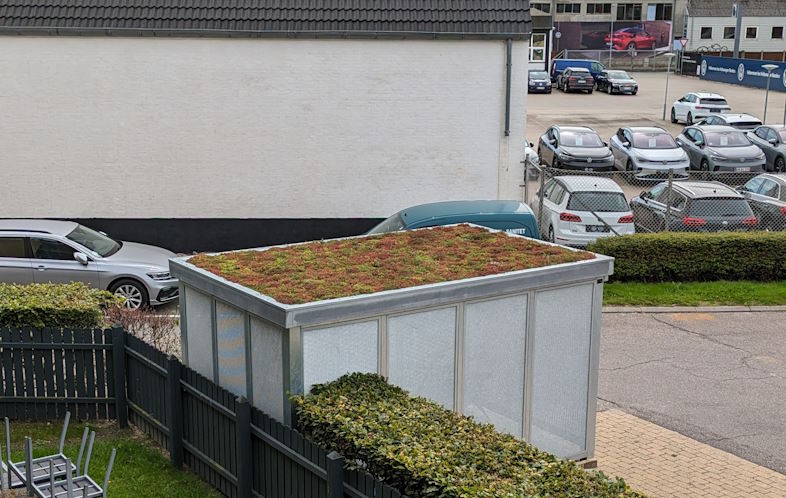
[588,232,786,282]
[0,282,120,328]
[292,373,645,498]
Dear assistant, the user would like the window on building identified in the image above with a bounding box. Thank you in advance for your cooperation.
[556,2,582,14]
[700,27,712,39]
[586,3,612,14]
[616,3,642,21]
[648,3,672,21]
[530,33,546,62]
[531,2,551,13]
[745,27,757,39]
[773,26,784,39]
[723,26,735,39]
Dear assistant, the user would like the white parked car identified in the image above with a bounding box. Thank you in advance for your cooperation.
[530,176,634,247]
[670,92,731,125]
[610,126,690,180]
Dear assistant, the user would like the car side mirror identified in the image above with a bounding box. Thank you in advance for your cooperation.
[74,252,89,266]
[603,141,609,147]
[529,141,534,147]
[622,141,631,148]
[640,191,650,199]
[549,139,557,146]
[769,138,778,145]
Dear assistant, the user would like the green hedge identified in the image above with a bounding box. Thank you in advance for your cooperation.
[292,373,644,498]
[0,282,118,329]
[588,232,786,282]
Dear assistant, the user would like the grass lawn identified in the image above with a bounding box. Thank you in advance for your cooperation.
[603,281,786,307]
[2,420,220,498]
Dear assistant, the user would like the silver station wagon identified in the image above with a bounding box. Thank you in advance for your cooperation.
[0,220,178,308]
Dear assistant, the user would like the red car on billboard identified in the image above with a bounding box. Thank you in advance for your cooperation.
[605,26,656,50]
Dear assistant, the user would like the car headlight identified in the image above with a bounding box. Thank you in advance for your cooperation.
[756,152,765,159]
[558,152,574,160]
[710,153,727,161]
[634,154,649,162]
[147,271,172,281]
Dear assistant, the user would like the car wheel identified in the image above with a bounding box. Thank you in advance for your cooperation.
[626,159,634,172]
[110,279,149,309]
[775,156,785,172]
[670,108,677,123]
[552,156,559,169]
[548,225,555,243]
[627,42,636,50]
[587,89,593,94]
[537,148,544,165]
[687,112,693,125]
[700,159,710,172]
[607,84,613,95]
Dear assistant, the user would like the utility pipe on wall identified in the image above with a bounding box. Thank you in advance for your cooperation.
[505,38,512,136]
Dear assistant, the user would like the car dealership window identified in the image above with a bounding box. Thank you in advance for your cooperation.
[531,2,551,13]
[556,2,581,14]
[746,27,757,39]
[723,27,735,39]
[616,3,641,21]
[773,26,784,39]
[586,3,611,14]
[530,33,546,61]
[700,27,712,39]
[647,3,672,21]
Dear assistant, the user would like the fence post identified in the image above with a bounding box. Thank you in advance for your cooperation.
[326,451,345,498]
[111,326,128,428]
[235,397,252,498]
[167,356,184,469]
[664,168,674,231]
[537,167,546,233]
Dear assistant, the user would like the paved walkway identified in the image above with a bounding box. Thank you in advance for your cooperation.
[596,409,786,497]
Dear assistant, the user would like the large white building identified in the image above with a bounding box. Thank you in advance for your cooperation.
[684,0,786,53]
[0,1,532,252]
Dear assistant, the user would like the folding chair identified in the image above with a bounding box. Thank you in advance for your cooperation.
[4,413,85,489]
[30,432,117,498]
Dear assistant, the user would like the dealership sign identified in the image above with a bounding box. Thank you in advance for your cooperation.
[700,56,786,92]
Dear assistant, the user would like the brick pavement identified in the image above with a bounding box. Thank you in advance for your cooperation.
[595,409,786,497]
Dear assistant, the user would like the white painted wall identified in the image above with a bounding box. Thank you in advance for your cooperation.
[686,16,786,52]
[0,37,528,218]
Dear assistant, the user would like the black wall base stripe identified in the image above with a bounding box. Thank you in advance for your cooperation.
[63,218,383,253]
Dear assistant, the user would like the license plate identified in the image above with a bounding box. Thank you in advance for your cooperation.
[578,79,586,83]
[623,86,631,91]
[537,85,544,88]
[586,225,610,233]
[710,109,720,113]
[735,167,750,172]
[584,167,593,171]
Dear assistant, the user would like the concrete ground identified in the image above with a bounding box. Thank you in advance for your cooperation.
[598,310,786,475]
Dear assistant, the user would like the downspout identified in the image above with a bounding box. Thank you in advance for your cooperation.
[505,38,512,136]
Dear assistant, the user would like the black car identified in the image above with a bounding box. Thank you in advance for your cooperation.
[537,125,615,171]
[737,174,786,230]
[630,181,758,232]
[556,67,594,94]
[528,70,552,94]
[594,70,638,95]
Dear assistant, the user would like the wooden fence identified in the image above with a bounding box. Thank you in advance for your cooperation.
[0,327,408,498]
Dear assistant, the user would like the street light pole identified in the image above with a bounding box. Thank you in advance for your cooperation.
[662,53,676,121]
[762,64,778,123]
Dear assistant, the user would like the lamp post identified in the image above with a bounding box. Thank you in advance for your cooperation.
[662,53,676,121]
[762,63,778,124]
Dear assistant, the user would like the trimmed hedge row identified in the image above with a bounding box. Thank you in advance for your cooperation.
[292,373,644,498]
[588,232,786,282]
[0,282,118,328]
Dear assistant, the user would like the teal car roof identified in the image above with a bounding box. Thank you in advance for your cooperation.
[400,200,535,226]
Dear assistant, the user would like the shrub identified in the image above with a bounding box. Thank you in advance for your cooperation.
[0,282,119,329]
[104,307,181,358]
[292,373,644,498]
[588,232,786,282]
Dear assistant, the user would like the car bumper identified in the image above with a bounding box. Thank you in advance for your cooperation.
[528,85,552,93]
[567,83,594,91]
[148,279,180,306]
[633,162,691,180]
[692,109,730,120]
[557,158,616,171]
[555,225,635,247]
[611,85,637,94]
[707,159,765,172]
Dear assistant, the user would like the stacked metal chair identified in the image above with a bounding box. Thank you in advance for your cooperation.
[1,412,117,497]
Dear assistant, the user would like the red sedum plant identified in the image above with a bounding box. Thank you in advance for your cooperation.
[189,225,594,304]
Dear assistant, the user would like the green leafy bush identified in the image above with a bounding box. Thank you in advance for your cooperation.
[292,373,644,498]
[0,282,119,328]
[588,232,786,282]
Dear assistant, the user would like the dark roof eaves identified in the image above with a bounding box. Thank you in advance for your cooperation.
[0,25,533,40]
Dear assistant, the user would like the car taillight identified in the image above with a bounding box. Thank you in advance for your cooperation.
[780,207,786,217]
[618,214,634,223]
[742,216,758,226]
[695,106,708,110]
[682,216,707,226]
[569,77,578,82]
[560,212,582,222]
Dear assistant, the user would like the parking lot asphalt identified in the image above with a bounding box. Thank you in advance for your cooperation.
[598,310,786,475]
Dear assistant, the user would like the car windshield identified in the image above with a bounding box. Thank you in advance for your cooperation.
[700,97,728,106]
[530,71,548,79]
[632,132,677,149]
[560,131,604,147]
[567,192,629,212]
[688,198,752,217]
[570,70,591,76]
[705,131,749,147]
[65,225,121,257]
[607,71,630,79]
[367,213,406,235]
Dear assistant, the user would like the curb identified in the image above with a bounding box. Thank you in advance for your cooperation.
[602,305,786,313]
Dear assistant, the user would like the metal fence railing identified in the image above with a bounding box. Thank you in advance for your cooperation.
[522,159,786,244]
[561,49,673,70]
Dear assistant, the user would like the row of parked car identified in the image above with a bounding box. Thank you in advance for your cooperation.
[528,67,638,95]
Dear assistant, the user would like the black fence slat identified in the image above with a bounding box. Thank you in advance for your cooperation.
[1,329,14,418]
[32,329,46,420]
[74,329,87,420]
[41,328,55,419]
[21,328,36,420]
[53,329,66,419]
[63,329,76,416]
[104,329,115,419]
[85,329,97,420]
[94,329,107,419]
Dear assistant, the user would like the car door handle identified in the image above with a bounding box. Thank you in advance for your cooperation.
[35,265,46,270]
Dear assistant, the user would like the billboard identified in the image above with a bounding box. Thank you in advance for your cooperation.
[700,56,786,93]
[553,21,672,52]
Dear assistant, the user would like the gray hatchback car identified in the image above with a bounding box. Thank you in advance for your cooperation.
[676,125,765,172]
[0,220,178,308]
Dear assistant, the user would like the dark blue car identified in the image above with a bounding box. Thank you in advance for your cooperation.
[367,200,540,239]
[550,59,606,83]
[528,70,552,94]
